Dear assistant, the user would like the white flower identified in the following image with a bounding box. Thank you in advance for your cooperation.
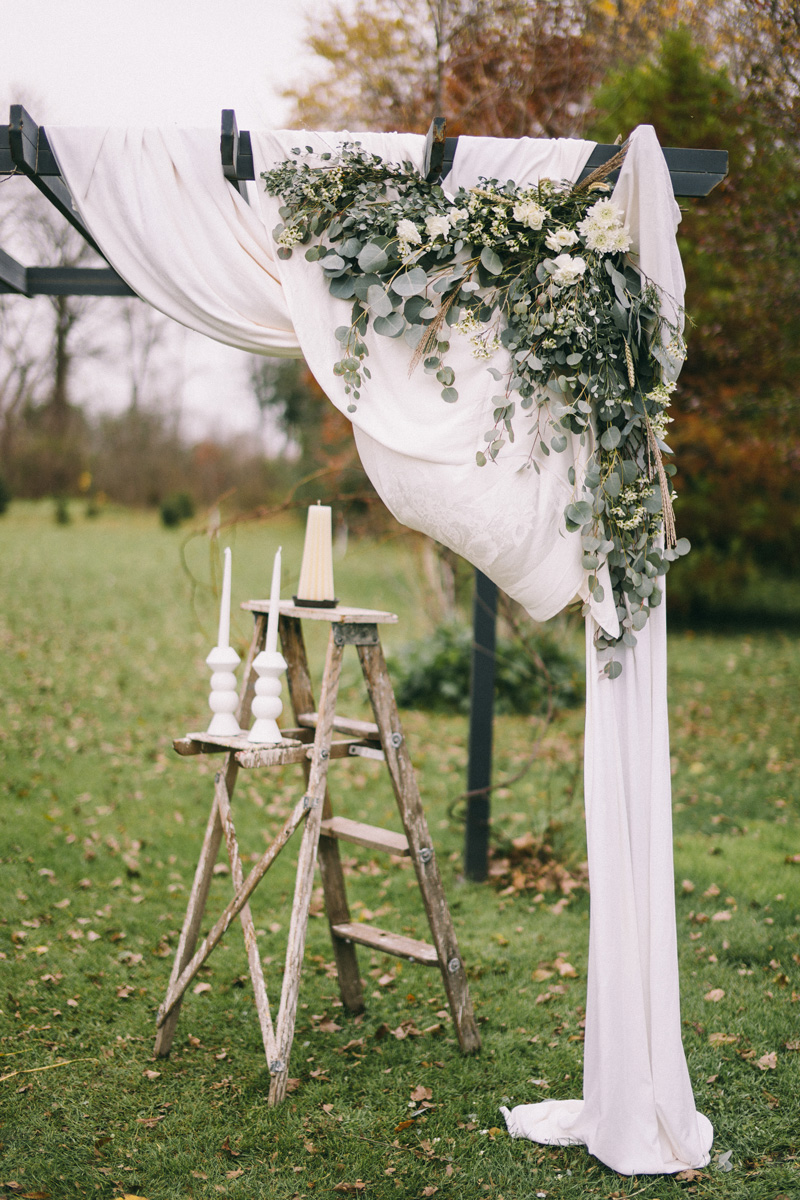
[551,254,587,287]
[583,198,624,228]
[577,198,631,254]
[425,213,452,240]
[545,226,579,252]
[396,218,422,245]
[512,199,547,229]
[449,206,468,224]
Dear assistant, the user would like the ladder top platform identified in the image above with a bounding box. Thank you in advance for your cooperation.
[241,600,398,624]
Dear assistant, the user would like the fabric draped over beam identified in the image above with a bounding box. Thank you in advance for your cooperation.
[48,122,712,1175]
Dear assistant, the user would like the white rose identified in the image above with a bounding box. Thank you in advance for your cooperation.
[449,206,468,223]
[545,226,579,252]
[551,254,587,287]
[425,213,452,240]
[397,218,422,244]
[512,199,547,230]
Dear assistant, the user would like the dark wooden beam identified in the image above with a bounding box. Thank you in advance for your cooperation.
[0,247,28,295]
[26,267,135,296]
[464,570,498,882]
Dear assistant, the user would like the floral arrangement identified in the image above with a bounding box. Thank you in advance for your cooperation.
[263,143,690,674]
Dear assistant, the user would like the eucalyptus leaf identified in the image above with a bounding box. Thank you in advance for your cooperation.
[480,246,503,275]
[366,285,393,317]
[329,275,356,299]
[566,500,593,525]
[373,312,405,338]
[357,243,389,272]
[393,267,429,296]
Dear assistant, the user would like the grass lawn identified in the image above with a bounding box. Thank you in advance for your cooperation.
[1,501,798,1200]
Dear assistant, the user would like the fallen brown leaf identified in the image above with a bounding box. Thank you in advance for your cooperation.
[141,1069,161,1080]
[410,1084,432,1102]
[756,1051,777,1071]
[333,1183,367,1193]
[703,988,725,1003]
[675,1169,704,1181]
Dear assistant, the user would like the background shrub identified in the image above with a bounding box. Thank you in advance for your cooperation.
[390,621,583,716]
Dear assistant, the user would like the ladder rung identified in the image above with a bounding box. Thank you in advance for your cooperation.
[330,921,439,965]
[298,711,380,739]
[320,816,409,855]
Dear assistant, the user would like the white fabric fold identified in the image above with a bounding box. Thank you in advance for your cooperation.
[47,120,711,1175]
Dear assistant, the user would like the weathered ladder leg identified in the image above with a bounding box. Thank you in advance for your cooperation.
[280,615,364,1015]
[215,766,279,1066]
[358,639,481,1054]
[268,626,345,1105]
[154,614,266,1058]
[154,793,223,1056]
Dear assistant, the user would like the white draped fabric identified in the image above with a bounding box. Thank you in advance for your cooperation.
[48,122,712,1175]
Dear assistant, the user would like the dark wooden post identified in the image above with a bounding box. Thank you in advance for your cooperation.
[464,569,497,881]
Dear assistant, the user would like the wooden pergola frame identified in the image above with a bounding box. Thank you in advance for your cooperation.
[0,103,728,880]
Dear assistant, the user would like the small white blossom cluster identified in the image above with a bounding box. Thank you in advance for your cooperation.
[577,198,631,254]
[645,380,678,438]
[277,225,304,248]
[453,311,484,337]
[607,480,655,532]
[471,332,501,360]
[297,166,345,208]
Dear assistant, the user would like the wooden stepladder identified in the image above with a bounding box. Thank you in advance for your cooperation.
[154,601,480,1103]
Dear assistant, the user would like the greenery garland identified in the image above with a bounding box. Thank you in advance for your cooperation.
[263,143,690,675]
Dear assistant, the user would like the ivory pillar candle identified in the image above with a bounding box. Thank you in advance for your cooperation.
[295,502,337,607]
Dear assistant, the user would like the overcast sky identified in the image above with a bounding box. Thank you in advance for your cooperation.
[0,0,322,441]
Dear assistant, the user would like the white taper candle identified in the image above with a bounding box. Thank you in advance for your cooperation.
[265,546,282,656]
[217,546,232,649]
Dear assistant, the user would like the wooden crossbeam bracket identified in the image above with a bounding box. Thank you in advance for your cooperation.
[1,105,136,296]
[7,105,104,253]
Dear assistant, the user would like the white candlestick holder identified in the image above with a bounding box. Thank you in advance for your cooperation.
[248,647,287,744]
[206,643,241,736]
